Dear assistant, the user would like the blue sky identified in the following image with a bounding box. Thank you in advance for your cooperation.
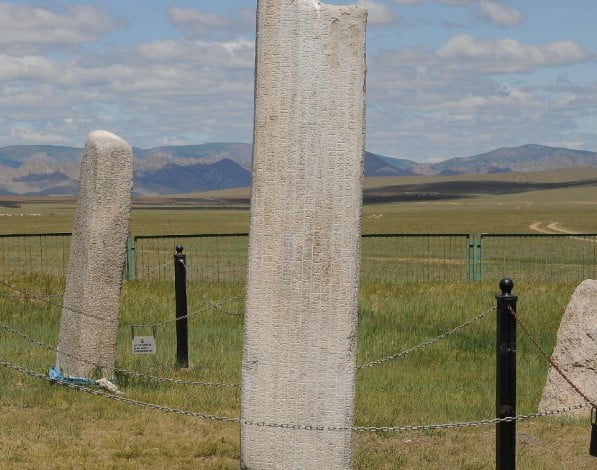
[1,0,595,161]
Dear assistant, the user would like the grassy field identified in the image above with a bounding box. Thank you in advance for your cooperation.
[1,167,597,235]
[1,169,597,468]
[1,276,593,468]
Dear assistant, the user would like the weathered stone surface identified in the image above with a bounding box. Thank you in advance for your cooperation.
[539,279,597,415]
[56,130,133,378]
[241,1,367,468]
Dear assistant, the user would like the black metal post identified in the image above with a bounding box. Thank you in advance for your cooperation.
[174,245,189,368]
[496,277,518,470]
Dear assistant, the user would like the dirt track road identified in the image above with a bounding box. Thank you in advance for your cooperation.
[529,221,578,234]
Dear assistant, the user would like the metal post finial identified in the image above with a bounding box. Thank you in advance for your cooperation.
[499,278,514,296]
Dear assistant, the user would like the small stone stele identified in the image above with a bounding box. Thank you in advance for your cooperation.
[55,130,133,379]
[539,279,597,415]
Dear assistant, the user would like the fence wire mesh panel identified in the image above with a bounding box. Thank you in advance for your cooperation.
[480,234,597,282]
[134,234,249,282]
[0,233,71,278]
[361,234,471,283]
[6,232,595,283]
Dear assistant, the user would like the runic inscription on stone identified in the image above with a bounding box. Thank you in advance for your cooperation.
[241,1,367,468]
[56,130,133,379]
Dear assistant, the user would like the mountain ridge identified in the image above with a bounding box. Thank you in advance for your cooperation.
[0,143,595,196]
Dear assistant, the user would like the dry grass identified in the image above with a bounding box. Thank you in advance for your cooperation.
[1,276,595,468]
[1,168,597,468]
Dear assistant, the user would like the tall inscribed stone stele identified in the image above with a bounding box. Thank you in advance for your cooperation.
[241,1,367,468]
[539,279,597,416]
[55,130,133,379]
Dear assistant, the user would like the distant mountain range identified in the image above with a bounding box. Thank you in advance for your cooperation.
[0,143,596,196]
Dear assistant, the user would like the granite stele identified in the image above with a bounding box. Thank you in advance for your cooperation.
[241,1,367,468]
[539,279,597,416]
[54,131,133,380]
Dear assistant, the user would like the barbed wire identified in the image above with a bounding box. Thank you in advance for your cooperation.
[357,306,494,370]
[0,322,240,388]
[508,305,597,408]
[1,359,590,433]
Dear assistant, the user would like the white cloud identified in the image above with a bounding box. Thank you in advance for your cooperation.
[358,0,400,25]
[363,32,596,160]
[0,2,594,160]
[0,55,60,82]
[435,0,472,5]
[0,4,119,54]
[136,38,254,69]
[167,6,254,39]
[0,29,257,148]
[478,1,523,27]
[436,34,588,73]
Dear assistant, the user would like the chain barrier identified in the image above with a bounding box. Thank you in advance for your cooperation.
[508,305,597,408]
[0,360,241,424]
[352,403,591,433]
[3,279,494,372]
[0,322,240,388]
[124,296,243,328]
[3,283,594,432]
[179,259,244,317]
[0,279,242,328]
[0,280,114,325]
[1,359,590,433]
[191,290,244,317]
[357,306,494,370]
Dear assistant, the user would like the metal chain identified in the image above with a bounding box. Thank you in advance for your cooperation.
[1,359,589,433]
[192,290,244,317]
[0,360,241,424]
[0,279,242,329]
[352,403,591,433]
[0,281,114,325]
[180,259,244,317]
[508,305,597,408]
[123,296,243,328]
[0,322,240,388]
[357,307,494,370]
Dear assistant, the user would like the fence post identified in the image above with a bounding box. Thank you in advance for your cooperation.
[174,245,189,368]
[478,234,484,281]
[466,234,472,281]
[496,277,517,470]
[468,234,482,281]
[125,234,136,280]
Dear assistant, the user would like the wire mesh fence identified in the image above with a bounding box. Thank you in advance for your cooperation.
[480,234,597,282]
[1,232,596,283]
[360,234,471,283]
[0,233,71,278]
[133,234,249,282]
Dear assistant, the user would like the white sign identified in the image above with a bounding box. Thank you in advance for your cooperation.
[132,336,156,355]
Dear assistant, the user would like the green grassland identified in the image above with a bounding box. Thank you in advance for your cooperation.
[1,167,596,235]
[1,276,593,469]
[1,168,597,468]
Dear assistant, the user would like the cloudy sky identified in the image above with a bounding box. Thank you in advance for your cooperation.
[1,0,595,161]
